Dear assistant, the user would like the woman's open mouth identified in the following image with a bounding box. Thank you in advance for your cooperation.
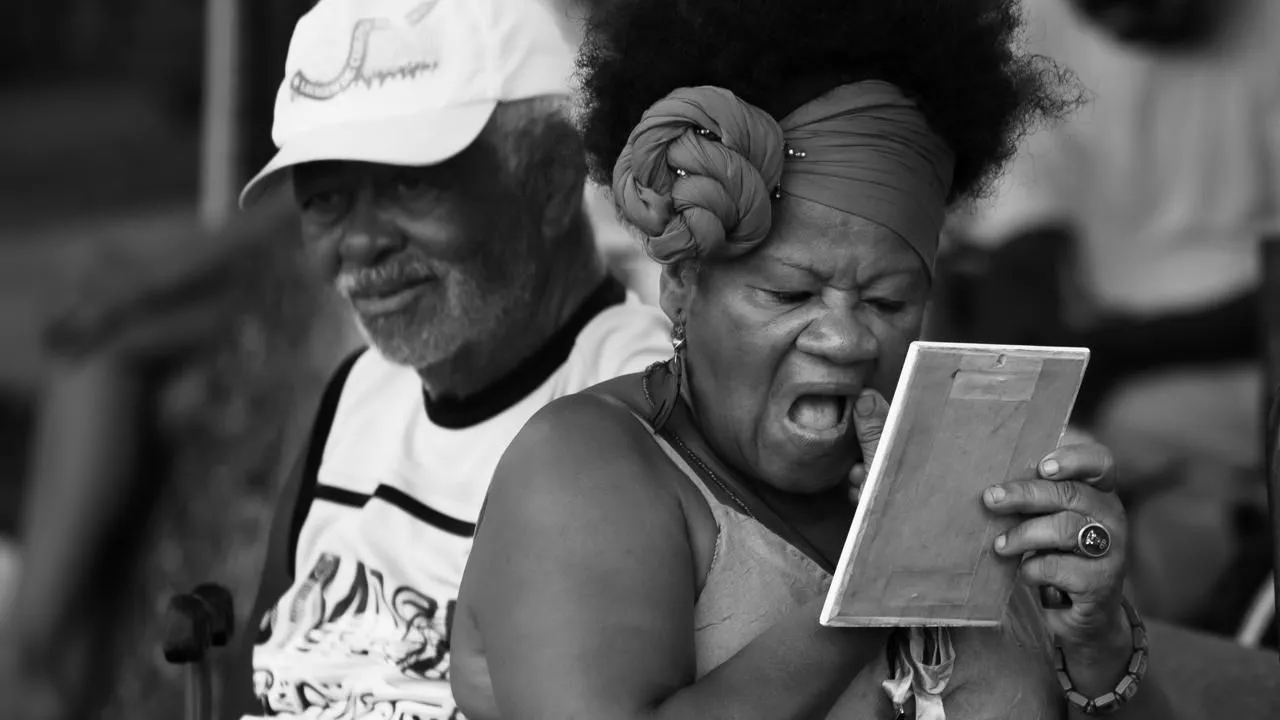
[784,393,855,443]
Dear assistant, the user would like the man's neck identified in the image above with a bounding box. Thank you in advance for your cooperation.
[417,253,608,403]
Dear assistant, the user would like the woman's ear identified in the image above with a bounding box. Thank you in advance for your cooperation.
[658,260,696,323]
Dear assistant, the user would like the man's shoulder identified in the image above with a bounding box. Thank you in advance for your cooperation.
[567,295,672,385]
[581,293,670,344]
[317,349,425,445]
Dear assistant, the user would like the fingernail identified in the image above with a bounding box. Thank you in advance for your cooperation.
[855,393,876,417]
[1041,459,1060,477]
[995,534,1007,551]
[986,486,1005,504]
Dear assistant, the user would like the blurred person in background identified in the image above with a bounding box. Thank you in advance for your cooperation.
[953,0,1280,626]
[0,194,361,720]
[1,0,669,718]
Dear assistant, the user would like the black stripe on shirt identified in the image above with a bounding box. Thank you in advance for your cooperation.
[373,485,477,537]
[313,484,370,508]
[310,482,477,538]
[287,348,368,576]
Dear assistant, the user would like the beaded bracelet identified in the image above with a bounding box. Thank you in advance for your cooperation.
[1053,599,1148,715]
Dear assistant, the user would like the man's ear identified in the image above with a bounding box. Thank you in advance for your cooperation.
[538,127,588,241]
[658,260,696,324]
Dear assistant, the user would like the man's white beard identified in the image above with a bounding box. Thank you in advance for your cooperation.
[354,313,436,369]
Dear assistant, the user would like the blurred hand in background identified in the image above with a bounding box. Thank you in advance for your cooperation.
[43,191,297,366]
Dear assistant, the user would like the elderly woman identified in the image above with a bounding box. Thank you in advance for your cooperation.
[450,0,1175,717]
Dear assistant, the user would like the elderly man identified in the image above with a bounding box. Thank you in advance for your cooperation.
[0,0,667,718]
[219,0,671,717]
[3,1,668,716]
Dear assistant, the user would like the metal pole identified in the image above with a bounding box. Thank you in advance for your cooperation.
[174,4,242,716]
[199,0,241,231]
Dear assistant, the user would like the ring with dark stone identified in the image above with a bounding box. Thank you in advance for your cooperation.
[1075,521,1112,559]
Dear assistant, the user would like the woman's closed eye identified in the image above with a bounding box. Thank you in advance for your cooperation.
[763,289,814,305]
[759,287,907,313]
[863,297,907,313]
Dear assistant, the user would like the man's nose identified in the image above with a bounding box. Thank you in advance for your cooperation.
[795,305,880,366]
[338,193,403,267]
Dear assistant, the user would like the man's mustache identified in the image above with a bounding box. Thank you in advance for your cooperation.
[335,259,440,298]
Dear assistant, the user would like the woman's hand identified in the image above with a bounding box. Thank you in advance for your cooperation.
[983,442,1130,651]
[42,193,294,364]
[847,390,890,504]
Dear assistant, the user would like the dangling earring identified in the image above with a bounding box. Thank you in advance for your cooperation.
[650,318,686,429]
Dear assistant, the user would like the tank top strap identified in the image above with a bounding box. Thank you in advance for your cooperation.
[590,392,741,518]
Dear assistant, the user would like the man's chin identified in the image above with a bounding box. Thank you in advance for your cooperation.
[367,339,426,369]
[356,317,436,370]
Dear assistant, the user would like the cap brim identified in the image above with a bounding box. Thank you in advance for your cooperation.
[239,100,498,209]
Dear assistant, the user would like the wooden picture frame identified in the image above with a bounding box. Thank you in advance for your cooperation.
[820,341,1089,627]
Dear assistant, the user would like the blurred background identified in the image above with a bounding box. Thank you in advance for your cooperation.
[0,0,1275,717]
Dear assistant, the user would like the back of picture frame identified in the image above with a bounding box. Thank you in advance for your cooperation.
[821,342,1089,627]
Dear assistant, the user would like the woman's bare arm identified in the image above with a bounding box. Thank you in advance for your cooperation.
[460,393,886,720]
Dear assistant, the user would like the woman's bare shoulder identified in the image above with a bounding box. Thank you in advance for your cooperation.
[502,376,658,475]
[471,379,694,589]
[459,378,703,719]
[480,377,689,529]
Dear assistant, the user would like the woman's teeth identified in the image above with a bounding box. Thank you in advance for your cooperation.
[788,395,847,431]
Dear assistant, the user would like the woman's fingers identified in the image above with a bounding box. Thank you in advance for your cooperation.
[851,389,889,466]
[984,477,1111,517]
[847,463,866,504]
[1038,442,1118,492]
[993,510,1092,557]
[986,475,1128,568]
[1017,552,1116,605]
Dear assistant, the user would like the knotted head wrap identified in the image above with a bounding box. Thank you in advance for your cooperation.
[611,81,956,274]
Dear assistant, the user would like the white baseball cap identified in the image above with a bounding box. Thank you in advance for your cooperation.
[239,0,576,207]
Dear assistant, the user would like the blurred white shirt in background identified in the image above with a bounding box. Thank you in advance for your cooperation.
[966,0,1280,318]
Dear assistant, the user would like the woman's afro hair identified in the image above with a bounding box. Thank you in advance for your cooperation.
[576,0,1079,205]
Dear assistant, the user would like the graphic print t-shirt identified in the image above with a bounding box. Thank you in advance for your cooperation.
[248,287,670,719]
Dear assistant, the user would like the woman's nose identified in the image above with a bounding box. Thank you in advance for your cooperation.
[795,306,880,366]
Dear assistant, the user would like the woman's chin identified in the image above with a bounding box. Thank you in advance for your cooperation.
[757,471,850,497]
[758,430,860,494]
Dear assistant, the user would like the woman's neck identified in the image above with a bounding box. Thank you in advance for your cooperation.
[671,369,855,568]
